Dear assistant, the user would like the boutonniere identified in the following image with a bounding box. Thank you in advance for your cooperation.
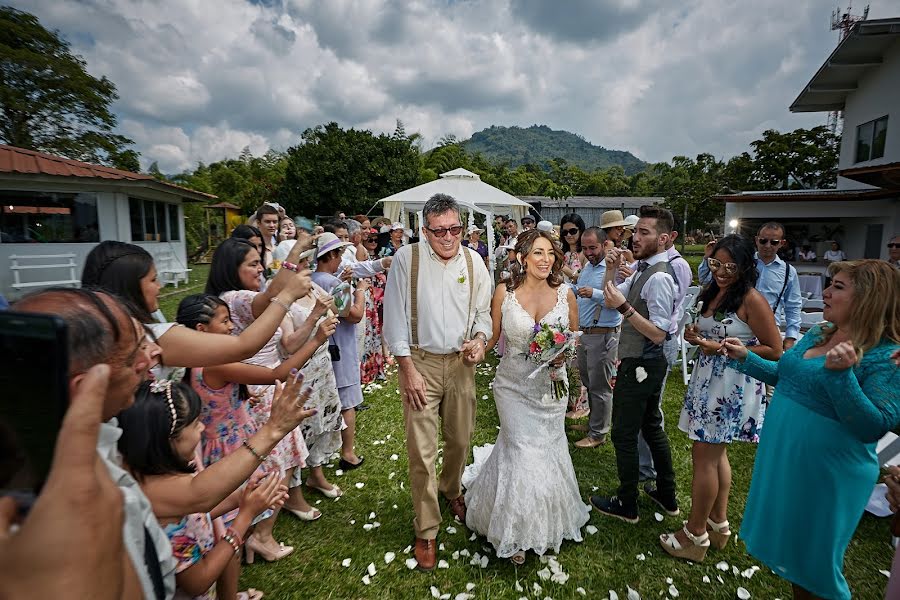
[457,274,466,284]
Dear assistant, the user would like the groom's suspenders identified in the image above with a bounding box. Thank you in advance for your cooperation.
[409,243,475,349]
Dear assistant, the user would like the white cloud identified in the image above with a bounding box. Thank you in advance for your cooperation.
[12,0,895,172]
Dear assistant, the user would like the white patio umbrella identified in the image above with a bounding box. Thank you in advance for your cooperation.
[374,168,537,280]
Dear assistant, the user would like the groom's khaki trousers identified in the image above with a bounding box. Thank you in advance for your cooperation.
[403,348,476,540]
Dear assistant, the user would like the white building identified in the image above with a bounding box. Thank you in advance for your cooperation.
[720,17,900,261]
[0,144,214,299]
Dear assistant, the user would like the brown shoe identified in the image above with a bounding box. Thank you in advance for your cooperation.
[568,424,588,432]
[447,495,467,523]
[574,435,606,448]
[414,537,436,571]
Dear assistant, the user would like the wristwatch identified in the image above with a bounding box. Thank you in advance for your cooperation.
[475,334,488,348]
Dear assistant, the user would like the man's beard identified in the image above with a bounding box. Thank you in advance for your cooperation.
[633,235,659,260]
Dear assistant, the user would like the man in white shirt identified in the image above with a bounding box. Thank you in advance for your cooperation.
[888,234,900,268]
[383,194,492,571]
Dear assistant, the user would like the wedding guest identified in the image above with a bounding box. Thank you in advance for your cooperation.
[254,204,281,267]
[82,239,313,372]
[521,214,536,231]
[659,235,781,562]
[560,213,586,283]
[354,214,371,230]
[311,233,369,470]
[278,216,297,243]
[798,244,817,262]
[379,222,406,257]
[888,234,900,268]
[383,193,492,570]
[176,293,338,556]
[361,227,389,383]
[699,222,802,351]
[723,259,900,600]
[118,380,290,599]
[824,241,846,264]
[591,205,679,523]
[561,215,589,421]
[206,238,320,528]
[462,225,489,265]
[572,227,620,444]
[231,225,264,257]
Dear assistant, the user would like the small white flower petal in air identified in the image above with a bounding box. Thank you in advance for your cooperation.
[635,366,647,383]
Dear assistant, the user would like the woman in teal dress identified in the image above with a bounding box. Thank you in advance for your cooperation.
[723,260,900,600]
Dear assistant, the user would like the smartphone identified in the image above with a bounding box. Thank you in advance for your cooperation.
[0,312,69,510]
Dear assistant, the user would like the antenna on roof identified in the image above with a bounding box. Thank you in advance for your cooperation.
[827,4,869,134]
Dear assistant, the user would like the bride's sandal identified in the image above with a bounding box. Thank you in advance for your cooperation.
[706,518,731,550]
[510,550,526,566]
[659,525,710,562]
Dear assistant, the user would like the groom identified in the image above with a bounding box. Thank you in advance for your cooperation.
[383,194,493,570]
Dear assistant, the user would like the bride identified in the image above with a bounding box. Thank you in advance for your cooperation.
[463,229,590,564]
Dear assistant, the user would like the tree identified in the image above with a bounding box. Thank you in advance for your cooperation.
[279,122,421,216]
[0,6,138,170]
[749,127,839,189]
[653,154,727,234]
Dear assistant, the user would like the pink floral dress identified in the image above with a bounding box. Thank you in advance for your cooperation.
[360,272,387,384]
[165,511,217,600]
[219,290,308,478]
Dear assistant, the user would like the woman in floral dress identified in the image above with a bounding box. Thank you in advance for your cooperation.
[361,228,388,383]
[660,235,782,562]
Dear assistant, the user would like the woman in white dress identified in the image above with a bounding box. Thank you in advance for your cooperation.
[463,229,590,565]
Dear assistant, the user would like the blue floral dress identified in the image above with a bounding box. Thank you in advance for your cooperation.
[678,313,766,443]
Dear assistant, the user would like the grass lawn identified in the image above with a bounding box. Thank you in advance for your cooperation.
[161,270,893,599]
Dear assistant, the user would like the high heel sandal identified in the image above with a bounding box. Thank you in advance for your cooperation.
[659,525,710,562]
[245,537,294,563]
[509,550,526,566]
[236,589,263,600]
[307,483,343,498]
[284,506,322,521]
[706,518,731,549]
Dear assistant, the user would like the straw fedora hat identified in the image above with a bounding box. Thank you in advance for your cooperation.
[600,210,629,229]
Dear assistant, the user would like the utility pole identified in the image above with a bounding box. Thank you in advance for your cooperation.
[827,4,869,135]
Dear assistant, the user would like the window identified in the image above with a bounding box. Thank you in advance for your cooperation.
[855,115,888,163]
[0,191,98,243]
[129,198,180,242]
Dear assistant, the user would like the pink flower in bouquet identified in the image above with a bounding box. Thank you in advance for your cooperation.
[553,332,566,344]
[530,341,540,353]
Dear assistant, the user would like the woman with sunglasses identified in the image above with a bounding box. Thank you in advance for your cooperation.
[559,214,586,284]
[660,235,782,562]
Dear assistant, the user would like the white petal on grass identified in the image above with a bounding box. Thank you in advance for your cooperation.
[335,469,344,476]
[717,575,725,585]
[732,566,740,576]
[388,472,395,479]
[350,519,356,525]
[373,522,381,528]
[480,555,489,568]
[446,526,457,534]
[533,582,542,594]
[537,567,552,581]
[459,548,470,557]
[550,572,569,585]
[880,569,892,577]
[469,532,477,541]
[627,586,641,600]
[438,543,445,551]
[315,500,321,505]
[400,481,404,490]
[384,552,396,564]
[654,512,664,522]
[737,587,751,599]
[466,582,476,591]
[355,482,365,489]
[741,568,755,579]
[636,553,646,561]
[716,561,729,571]
[576,588,586,596]
[393,504,398,509]
[369,512,376,519]
[390,454,399,461]
[431,586,440,598]
[585,525,598,535]
[403,544,412,554]
[635,366,648,382]
[665,578,673,584]
[454,595,474,600]
[405,558,418,570]
[668,584,679,597]
[608,591,619,600]
[440,595,451,600]
[437,559,450,569]
[362,575,371,585]
[452,551,460,560]
[515,581,524,592]
[363,523,374,531]
[702,576,711,584]
[482,395,488,400]
[341,558,352,567]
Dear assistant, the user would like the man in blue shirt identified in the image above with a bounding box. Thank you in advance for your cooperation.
[699,221,802,349]
[572,227,622,448]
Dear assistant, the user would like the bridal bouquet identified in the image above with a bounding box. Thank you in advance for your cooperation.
[526,322,581,402]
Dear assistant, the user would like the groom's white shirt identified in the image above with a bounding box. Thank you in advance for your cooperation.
[383,241,492,356]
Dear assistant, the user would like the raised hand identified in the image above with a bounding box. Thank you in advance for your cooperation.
[313,292,337,317]
[283,268,313,302]
[704,240,717,259]
[240,472,288,517]
[267,371,317,437]
[721,337,749,361]
[824,341,858,371]
[602,280,626,310]
[314,316,339,344]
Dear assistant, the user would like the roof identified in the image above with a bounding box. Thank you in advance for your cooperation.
[204,201,241,210]
[518,196,663,209]
[791,17,900,113]
[0,144,216,201]
[377,168,532,212]
[839,160,900,189]
[713,188,898,202]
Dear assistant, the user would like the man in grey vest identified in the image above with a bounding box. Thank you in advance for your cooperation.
[590,205,679,523]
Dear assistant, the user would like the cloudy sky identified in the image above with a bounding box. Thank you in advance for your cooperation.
[13,0,892,172]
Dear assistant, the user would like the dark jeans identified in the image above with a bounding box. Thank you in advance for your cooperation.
[611,356,677,506]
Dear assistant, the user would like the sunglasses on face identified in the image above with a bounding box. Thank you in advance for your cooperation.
[563,228,579,236]
[365,237,378,243]
[425,225,463,238]
[757,238,781,246]
[888,243,900,249]
[707,258,739,275]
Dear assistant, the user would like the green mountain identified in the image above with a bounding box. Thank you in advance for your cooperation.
[461,124,647,174]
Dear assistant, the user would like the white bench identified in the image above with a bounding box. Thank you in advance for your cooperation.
[157,252,192,288]
[10,253,81,290]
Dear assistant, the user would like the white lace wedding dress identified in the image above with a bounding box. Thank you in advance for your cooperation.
[462,285,590,558]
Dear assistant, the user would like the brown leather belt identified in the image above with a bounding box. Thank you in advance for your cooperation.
[580,326,620,334]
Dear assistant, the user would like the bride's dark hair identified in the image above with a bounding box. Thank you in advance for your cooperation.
[507,229,565,291]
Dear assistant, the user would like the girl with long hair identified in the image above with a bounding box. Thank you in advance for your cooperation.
[660,235,781,562]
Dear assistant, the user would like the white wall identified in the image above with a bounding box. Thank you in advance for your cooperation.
[839,38,900,187]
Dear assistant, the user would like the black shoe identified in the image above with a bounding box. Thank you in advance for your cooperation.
[644,487,680,516]
[590,495,639,524]
[339,456,365,471]
[357,403,371,411]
